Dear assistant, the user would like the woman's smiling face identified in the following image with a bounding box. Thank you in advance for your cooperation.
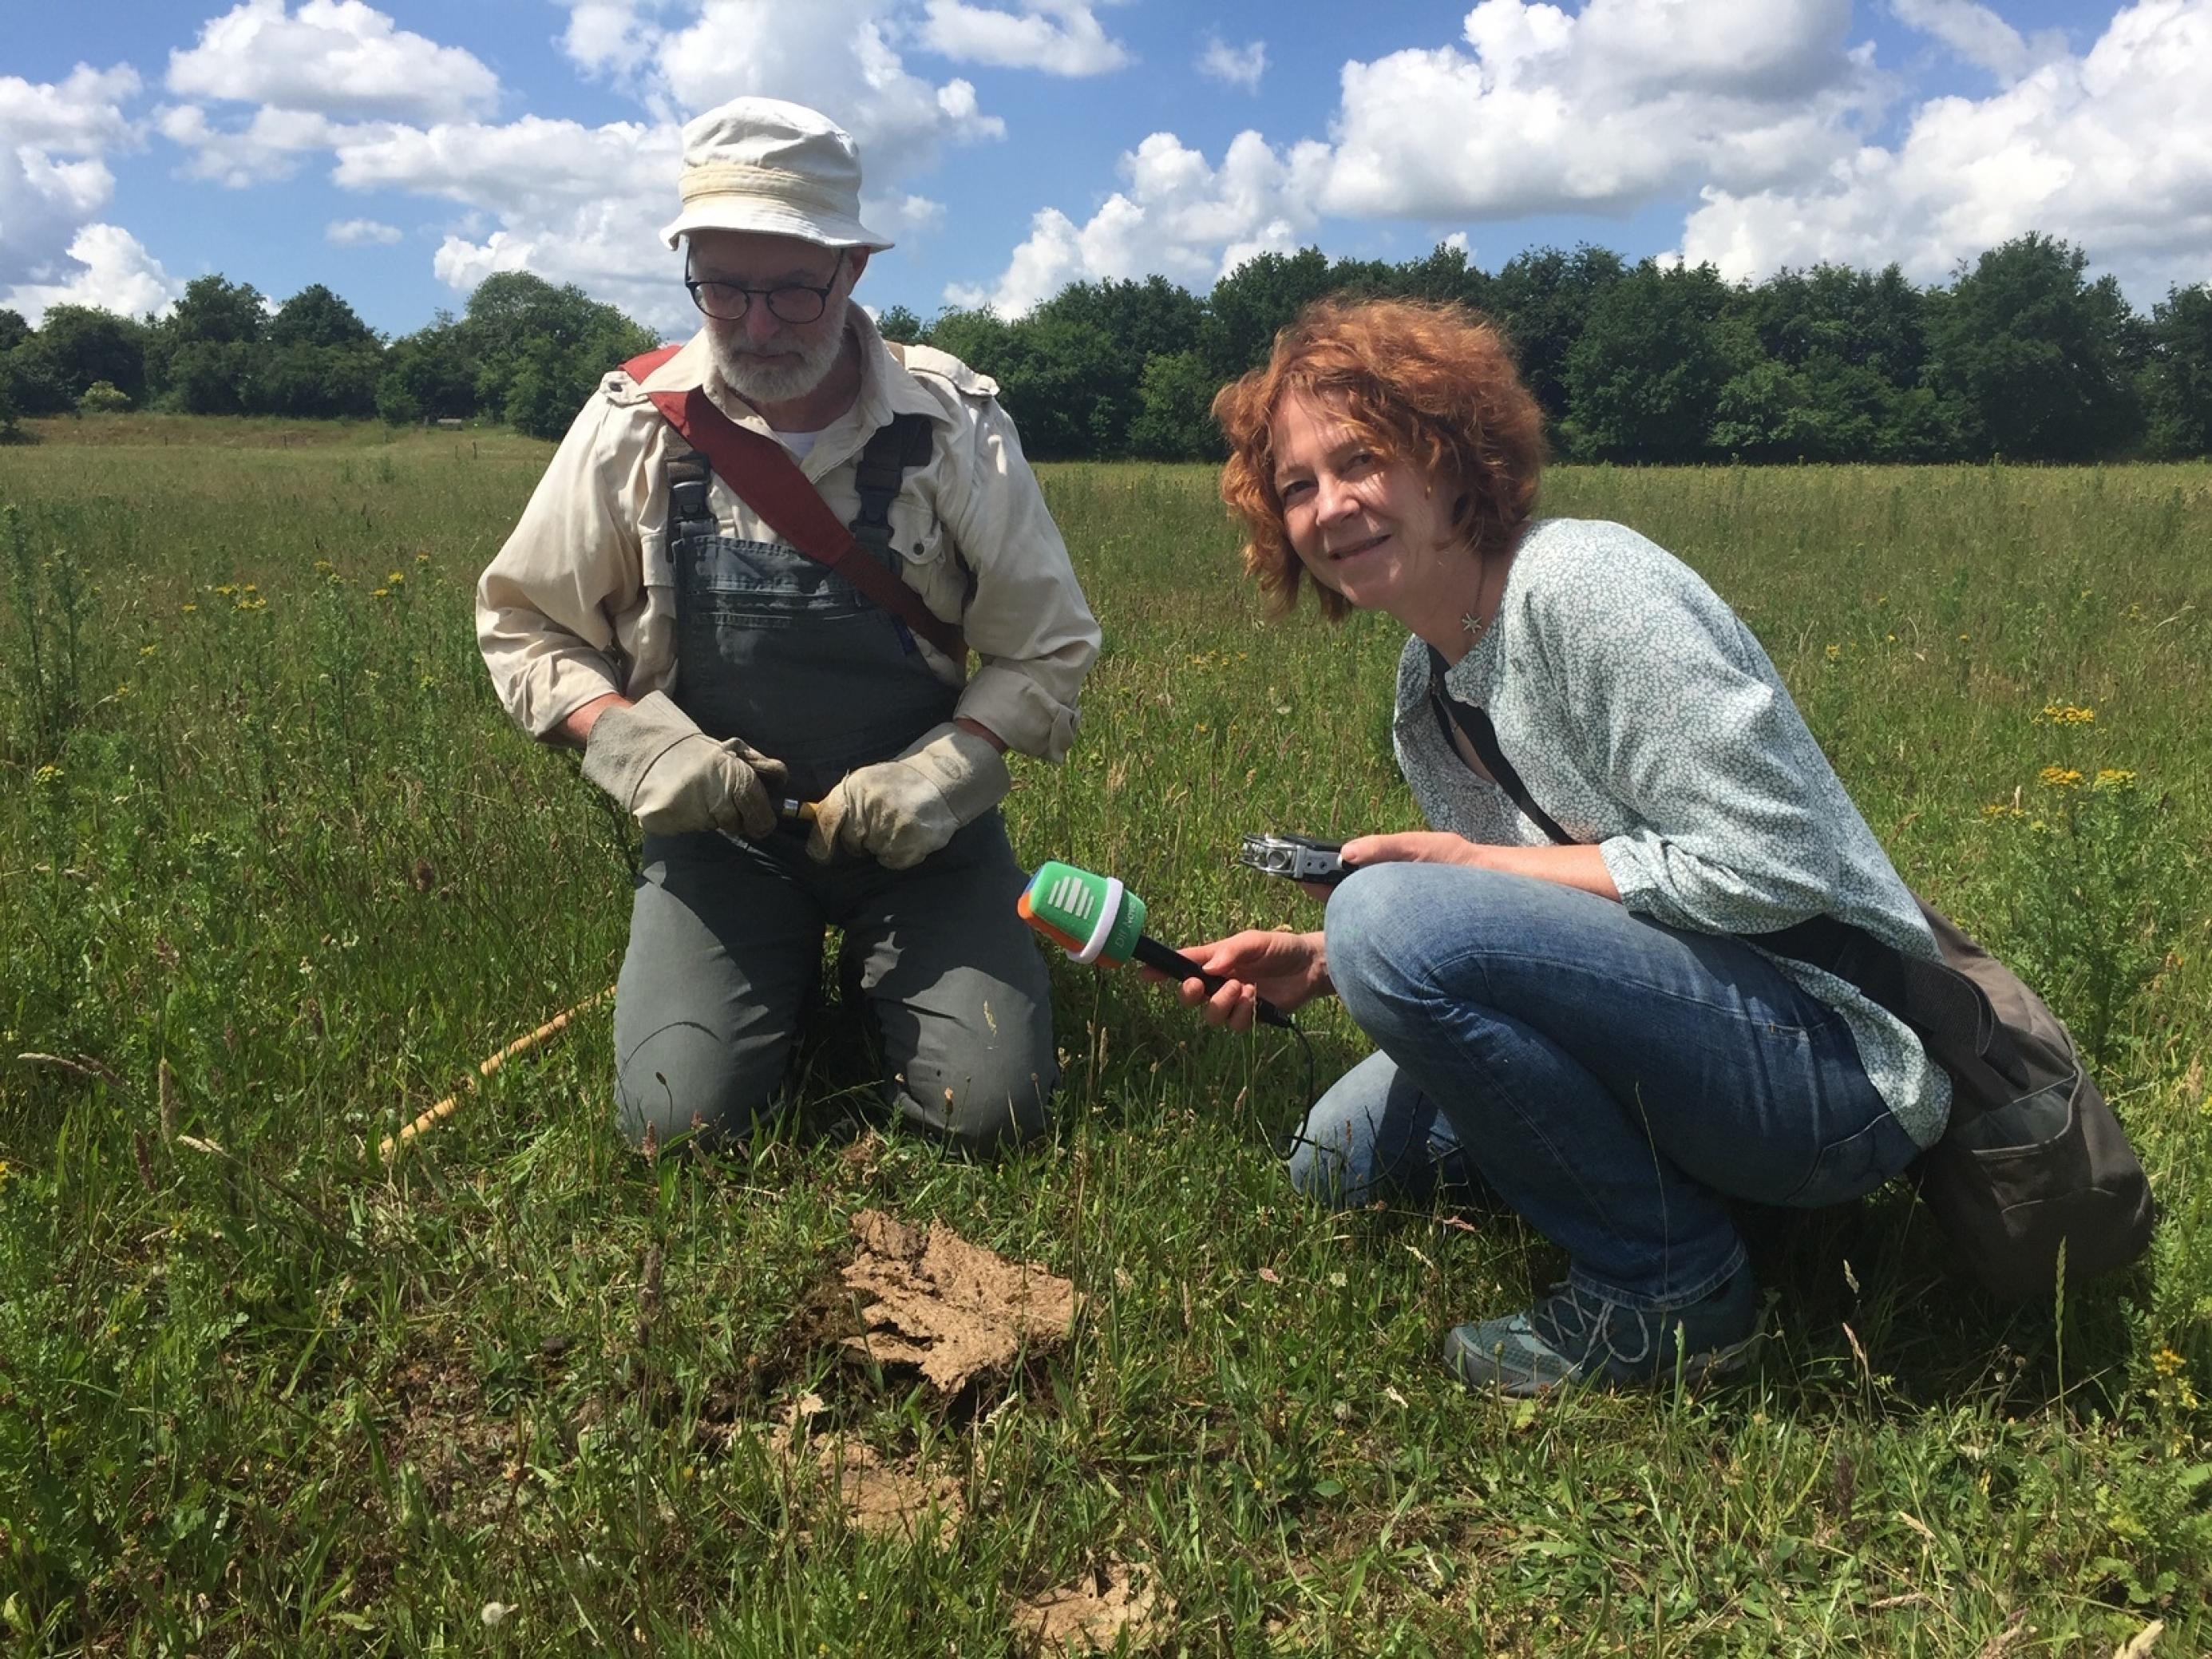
[1270,388,1462,622]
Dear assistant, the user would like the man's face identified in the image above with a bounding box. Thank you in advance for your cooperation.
[687,229,866,406]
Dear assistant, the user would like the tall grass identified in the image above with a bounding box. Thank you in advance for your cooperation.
[2,420,2208,1653]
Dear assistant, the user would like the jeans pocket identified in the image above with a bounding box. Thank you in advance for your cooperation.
[1785,1110,1919,1210]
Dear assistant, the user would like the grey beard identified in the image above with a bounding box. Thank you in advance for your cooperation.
[710,295,849,408]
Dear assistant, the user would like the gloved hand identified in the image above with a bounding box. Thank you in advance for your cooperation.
[580,691,786,838]
[807,722,1010,869]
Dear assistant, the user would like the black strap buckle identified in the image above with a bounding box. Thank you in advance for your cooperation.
[848,413,934,561]
[667,449,713,532]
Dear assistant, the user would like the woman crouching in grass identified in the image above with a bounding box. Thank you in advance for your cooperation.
[1170,297,1951,1397]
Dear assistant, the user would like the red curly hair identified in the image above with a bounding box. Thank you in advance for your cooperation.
[1213,296,1545,620]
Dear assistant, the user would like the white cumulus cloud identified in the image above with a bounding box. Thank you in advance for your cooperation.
[5,224,181,324]
[865,192,949,241]
[1887,0,2066,83]
[1197,35,1267,92]
[156,0,502,189]
[331,114,691,323]
[1320,0,1881,221]
[552,0,1006,161]
[166,0,500,122]
[1680,0,2212,302]
[950,0,1882,315]
[0,61,140,152]
[98,1,1019,334]
[326,216,403,245]
[949,129,1330,316]
[920,0,1133,77]
[0,63,149,316]
[158,103,338,185]
[949,0,2203,319]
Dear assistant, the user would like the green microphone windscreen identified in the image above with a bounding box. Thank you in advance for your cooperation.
[1018,860,1147,967]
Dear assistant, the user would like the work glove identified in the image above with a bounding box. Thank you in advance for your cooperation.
[807,721,1010,869]
[580,691,785,839]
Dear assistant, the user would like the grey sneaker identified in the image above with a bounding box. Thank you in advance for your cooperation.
[1443,1271,1760,1397]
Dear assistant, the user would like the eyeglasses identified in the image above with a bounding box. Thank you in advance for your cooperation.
[685,254,845,324]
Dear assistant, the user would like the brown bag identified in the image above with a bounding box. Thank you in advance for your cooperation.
[1891,904,2155,1301]
[1427,661,2158,1301]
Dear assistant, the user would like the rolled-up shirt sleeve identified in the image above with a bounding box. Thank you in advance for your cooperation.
[476,396,648,738]
[943,398,1100,762]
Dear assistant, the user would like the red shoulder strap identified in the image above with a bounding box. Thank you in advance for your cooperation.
[622,344,684,383]
[635,377,966,661]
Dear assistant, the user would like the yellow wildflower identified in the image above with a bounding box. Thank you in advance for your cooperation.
[371,587,391,599]
[2039,766,2083,790]
[1825,643,1841,662]
[415,551,430,564]
[140,644,159,658]
[180,602,198,614]
[2036,703,2095,726]
[386,570,405,584]
[2093,769,2136,790]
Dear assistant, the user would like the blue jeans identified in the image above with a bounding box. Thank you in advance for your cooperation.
[1296,863,1921,1313]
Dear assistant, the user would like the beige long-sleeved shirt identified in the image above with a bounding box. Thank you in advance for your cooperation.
[476,311,1100,761]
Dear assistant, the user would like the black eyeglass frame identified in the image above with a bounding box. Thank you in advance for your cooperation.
[683,251,847,324]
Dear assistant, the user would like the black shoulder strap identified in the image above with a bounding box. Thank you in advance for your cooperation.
[848,413,935,562]
[1426,646,1575,846]
[1423,647,1917,1024]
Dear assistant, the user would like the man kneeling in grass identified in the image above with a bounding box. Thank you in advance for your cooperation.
[477,99,1098,1156]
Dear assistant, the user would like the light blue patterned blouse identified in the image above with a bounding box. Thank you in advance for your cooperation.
[1391,517,1953,1148]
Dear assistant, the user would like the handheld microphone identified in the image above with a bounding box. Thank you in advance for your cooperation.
[1017,861,1293,1029]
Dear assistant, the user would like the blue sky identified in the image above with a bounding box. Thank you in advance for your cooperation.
[4,0,2206,339]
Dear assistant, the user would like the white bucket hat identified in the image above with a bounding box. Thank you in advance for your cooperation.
[660,97,894,252]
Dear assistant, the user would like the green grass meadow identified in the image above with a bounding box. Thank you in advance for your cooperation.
[2,417,2210,1653]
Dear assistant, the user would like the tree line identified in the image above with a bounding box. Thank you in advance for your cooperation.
[4,232,2209,464]
[0,271,655,444]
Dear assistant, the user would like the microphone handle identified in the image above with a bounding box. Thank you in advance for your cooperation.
[1130,933,1294,1029]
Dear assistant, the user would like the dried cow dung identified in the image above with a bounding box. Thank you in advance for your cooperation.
[1011,1562,1172,1654]
[841,1209,1079,1396]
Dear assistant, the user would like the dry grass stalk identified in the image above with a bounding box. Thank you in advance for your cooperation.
[378,986,613,1161]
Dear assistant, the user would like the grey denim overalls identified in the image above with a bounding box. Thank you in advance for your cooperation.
[664,425,956,799]
[611,422,1058,1154]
